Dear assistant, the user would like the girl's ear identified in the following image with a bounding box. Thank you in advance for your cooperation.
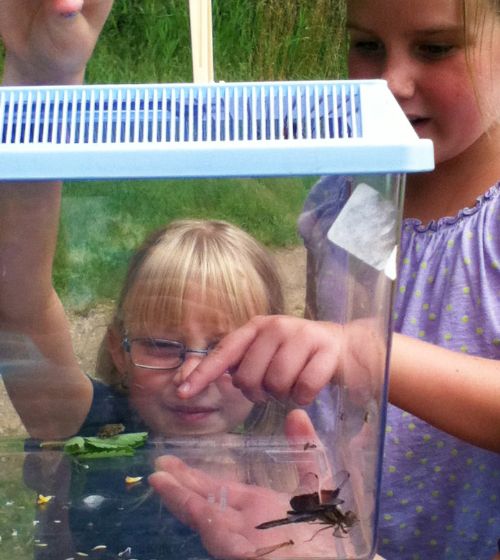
[107,327,128,375]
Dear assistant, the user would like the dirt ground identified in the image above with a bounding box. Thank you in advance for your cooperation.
[0,246,306,437]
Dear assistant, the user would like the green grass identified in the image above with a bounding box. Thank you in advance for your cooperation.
[0,1,347,83]
[85,0,347,84]
[54,177,315,310]
[0,442,36,560]
[0,1,347,306]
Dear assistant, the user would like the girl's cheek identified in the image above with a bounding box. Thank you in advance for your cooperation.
[130,371,168,394]
[216,373,242,397]
[219,380,253,411]
[348,53,381,80]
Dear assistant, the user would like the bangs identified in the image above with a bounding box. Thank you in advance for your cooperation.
[120,224,274,332]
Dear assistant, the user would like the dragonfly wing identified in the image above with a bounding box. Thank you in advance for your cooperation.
[332,470,350,493]
[320,489,344,505]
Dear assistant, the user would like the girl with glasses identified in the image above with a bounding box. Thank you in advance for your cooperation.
[1,195,294,557]
[94,218,287,441]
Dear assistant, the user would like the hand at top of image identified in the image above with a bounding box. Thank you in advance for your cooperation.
[0,0,113,85]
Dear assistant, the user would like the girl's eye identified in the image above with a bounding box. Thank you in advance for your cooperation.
[416,44,455,59]
[207,339,222,353]
[143,340,180,358]
[350,40,385,56]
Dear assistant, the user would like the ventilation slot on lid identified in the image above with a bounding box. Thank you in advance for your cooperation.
[0,80,434,179]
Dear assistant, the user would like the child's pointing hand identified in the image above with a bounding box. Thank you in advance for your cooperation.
[177,315,344,406]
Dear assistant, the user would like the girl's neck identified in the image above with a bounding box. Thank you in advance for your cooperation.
[404,125,500,224]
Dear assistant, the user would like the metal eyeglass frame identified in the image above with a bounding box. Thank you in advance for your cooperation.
[121,336,213,371]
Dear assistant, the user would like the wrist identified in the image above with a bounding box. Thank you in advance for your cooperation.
[2,53,86,87]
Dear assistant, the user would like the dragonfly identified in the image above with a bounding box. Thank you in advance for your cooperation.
[255,471,357,540]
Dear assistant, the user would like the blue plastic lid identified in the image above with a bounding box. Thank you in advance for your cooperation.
[0,79,434,180]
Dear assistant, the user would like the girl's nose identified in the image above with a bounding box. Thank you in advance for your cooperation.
[381,54,416,100]
[171,354,204,387]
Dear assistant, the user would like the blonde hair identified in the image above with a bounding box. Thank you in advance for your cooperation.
[95,219,288,436]
[462,0,500,117]
[462,0,500,53]
[117,219,283,334]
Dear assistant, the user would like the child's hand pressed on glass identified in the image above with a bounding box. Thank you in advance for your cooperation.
[150,409,345,560]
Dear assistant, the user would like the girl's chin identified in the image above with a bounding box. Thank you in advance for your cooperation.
[167,408,223,431]
[152,415,226,438]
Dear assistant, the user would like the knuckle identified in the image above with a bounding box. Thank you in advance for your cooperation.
[262,376,289,399]
[293,379,317,405]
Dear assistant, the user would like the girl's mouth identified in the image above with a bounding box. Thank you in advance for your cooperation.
[168,405,219,423]
[407,115,430,133]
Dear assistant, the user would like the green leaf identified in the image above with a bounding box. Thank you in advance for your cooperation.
[80,438,123,450]
[63,436,86,454]
[72,448,137,459]
[113,432,148,448]
[62,432,148,459]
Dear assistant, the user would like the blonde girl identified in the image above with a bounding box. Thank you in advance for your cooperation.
[93,219,286,441]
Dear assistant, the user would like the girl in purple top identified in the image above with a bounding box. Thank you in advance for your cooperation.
[298,174,500,559]
[297,3,500,557]
[157,1,500,559]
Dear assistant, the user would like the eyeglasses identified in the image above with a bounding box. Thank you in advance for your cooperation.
[121,336,217,371]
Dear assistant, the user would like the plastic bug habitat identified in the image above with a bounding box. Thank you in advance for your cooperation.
[0,7,433,560]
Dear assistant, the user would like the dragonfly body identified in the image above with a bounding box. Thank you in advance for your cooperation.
[256,471,357,538]
[256,503,357,533]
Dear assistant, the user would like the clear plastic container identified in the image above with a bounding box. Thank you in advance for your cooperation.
[0,80,433,559]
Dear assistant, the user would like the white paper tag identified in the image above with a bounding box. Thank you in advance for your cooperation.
[327,182,398,278]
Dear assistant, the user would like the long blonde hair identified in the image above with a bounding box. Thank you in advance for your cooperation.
[462,0,500,117]
[95,219,287,435]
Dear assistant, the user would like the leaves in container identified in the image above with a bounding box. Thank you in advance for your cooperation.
[63,432,148,459]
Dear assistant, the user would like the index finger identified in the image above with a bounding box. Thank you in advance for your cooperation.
[176,320,260,399]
